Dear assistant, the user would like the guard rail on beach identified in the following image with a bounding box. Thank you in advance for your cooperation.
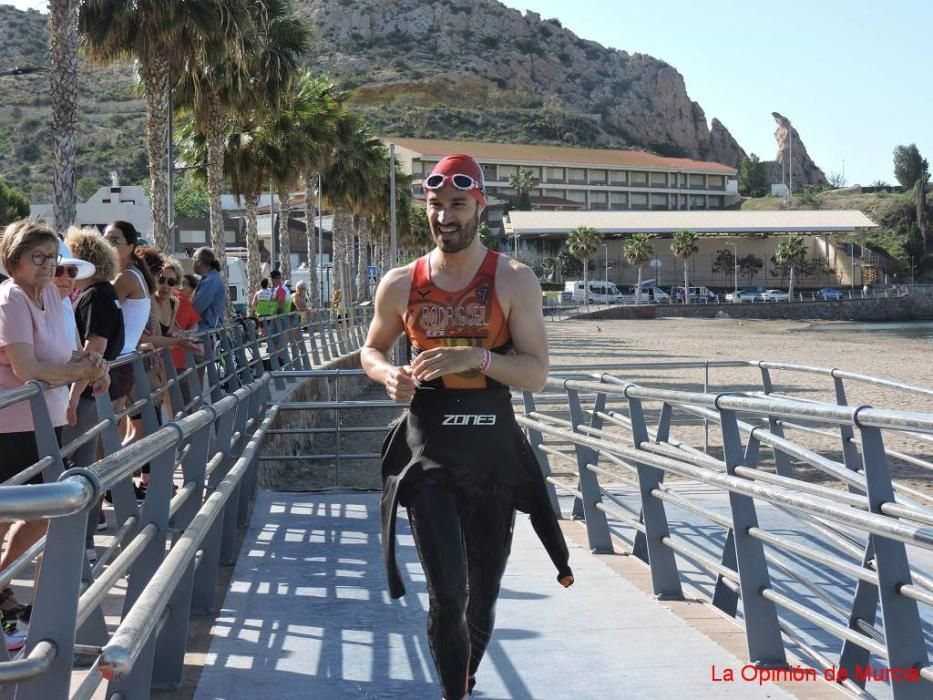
[0,307,370,700]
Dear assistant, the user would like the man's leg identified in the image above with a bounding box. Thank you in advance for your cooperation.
[462,485,516,692]
[407,484,470,699]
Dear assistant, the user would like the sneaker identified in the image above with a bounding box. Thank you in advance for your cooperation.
[96,510,108,532]
[5,627,26,653]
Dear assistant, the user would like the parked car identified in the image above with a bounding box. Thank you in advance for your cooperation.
[759,289,790,302]
[619,285,671,304]
[725,286,764,303]
[672,286,720,303]
[563,280,624,304]
[817,287,844,300]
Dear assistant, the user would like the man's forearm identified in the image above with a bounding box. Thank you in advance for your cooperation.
[481,350,548,392]
[361,346,396,386]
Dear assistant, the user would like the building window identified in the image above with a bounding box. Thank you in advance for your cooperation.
[567,168,586,184]
[609,170,627,185]
[589,169,608,184]
[498,165,517,179]
[566,190,586,203]
[630,192,648,209]
[690,194,706,208]
[650,193,668,209]
[708,175,725,189]
[224,230,237,244]
[689,174,705,189]
[709,195,724,208]
[179,229,206,244]
[650,172,668,187]
[610,192,628,207]
[546,167,565,183]
[590,191,608,209]
[481,164,497,182]
[630,171,648,186]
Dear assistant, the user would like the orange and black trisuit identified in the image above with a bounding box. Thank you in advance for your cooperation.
[380,249,572,699]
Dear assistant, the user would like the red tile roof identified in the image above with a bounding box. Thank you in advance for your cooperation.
[385,137,736,175]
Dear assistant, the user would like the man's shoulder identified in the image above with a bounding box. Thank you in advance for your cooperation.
[495,253,540,293]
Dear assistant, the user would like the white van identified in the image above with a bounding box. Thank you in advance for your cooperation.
[225,256,248,315]
[564,280,624,304]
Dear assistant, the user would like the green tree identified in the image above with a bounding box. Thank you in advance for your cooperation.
[737,254,764,283]
[0,180,30,226]
[738,153,769,198]
[508,167,540,210]
[173,173,210,218]
[774,235,808,300]
[80,0,248,251]
[670,229,699,303]
[557,249,583,279]
[893,144,928,189]
[76,175,100,202]
[622,233,653,303]
[565,225,602,307]
[711,248,736,277]
[478,222,496,249]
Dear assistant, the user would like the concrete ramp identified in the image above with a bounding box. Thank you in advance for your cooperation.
[192,492,798,700]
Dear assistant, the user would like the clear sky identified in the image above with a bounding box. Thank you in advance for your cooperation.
[6,0,930,184]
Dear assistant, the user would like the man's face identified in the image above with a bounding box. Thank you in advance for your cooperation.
[426,187,481,254]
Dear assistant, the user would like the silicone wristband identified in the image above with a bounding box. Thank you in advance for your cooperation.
[478,348,492,373]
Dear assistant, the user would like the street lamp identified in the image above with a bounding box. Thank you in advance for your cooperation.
[725,241,738,298]
[603,242,609,305]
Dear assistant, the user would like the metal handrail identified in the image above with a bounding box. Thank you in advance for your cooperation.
[0,305,371,698]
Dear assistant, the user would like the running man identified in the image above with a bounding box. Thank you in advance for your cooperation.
[362,154,574,700]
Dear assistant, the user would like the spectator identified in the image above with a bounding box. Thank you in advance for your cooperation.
[53,238,96,352]
[293,280,309,323]
[191,247,225,329]
[154,256,202,414]
[104,221,154,440]
[251,278,274,317]
[179,273,199,303]
[0,220,107,650]
[65,227,126,411]
[269,269,290,314]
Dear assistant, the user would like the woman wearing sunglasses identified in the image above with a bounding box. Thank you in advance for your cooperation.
[152,256,202,415]
[0,221,109,651]
[52,239,96,353]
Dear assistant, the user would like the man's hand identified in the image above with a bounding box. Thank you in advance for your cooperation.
[90,372,111,397]
[410,346,481,383]
[385,365,417,403]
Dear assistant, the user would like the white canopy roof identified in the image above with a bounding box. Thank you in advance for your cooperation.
[504,210,878,237]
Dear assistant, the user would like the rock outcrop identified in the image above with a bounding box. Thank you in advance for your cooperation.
[295,0,756,167]
[765,112,827,190]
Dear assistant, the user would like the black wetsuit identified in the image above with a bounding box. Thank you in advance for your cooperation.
[380,251,572,699]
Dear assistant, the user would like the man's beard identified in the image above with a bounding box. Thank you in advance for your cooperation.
[433,211,479,254]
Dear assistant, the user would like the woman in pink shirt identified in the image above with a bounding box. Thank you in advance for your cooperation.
[0,220,108,644]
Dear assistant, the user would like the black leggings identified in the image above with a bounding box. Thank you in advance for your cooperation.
[406,481,516,700]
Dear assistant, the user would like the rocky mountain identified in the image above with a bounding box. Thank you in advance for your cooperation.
[0,0,826,203]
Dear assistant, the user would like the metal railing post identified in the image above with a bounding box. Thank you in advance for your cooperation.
[718,406,786,667]
[566,389,612,553]
[627,395,682,598]
[15,470,99,700]
[522,391,562,517]
[855,425,931,698]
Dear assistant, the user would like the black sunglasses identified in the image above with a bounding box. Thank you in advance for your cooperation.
[55,266,78,279]
[158,275,178,287]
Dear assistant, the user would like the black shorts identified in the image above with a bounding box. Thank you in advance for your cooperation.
[0,428,64,485]
[109,364,135,402]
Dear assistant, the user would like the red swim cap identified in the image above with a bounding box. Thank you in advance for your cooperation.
[424,154,487,208]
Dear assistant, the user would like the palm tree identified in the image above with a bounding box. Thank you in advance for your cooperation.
[508,167,539,210]
[79,0,245,252]
[50,0,79,232]
[566,226,602,308]
[177,0,309,289]
[623,234,654,303]
[775,234,808,300]
[322,115,386,314]
[671,229,699,303]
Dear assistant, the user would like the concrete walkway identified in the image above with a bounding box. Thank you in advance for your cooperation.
[192,492,801,700]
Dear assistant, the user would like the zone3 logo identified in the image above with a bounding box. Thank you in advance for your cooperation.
[441,413,497,426]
